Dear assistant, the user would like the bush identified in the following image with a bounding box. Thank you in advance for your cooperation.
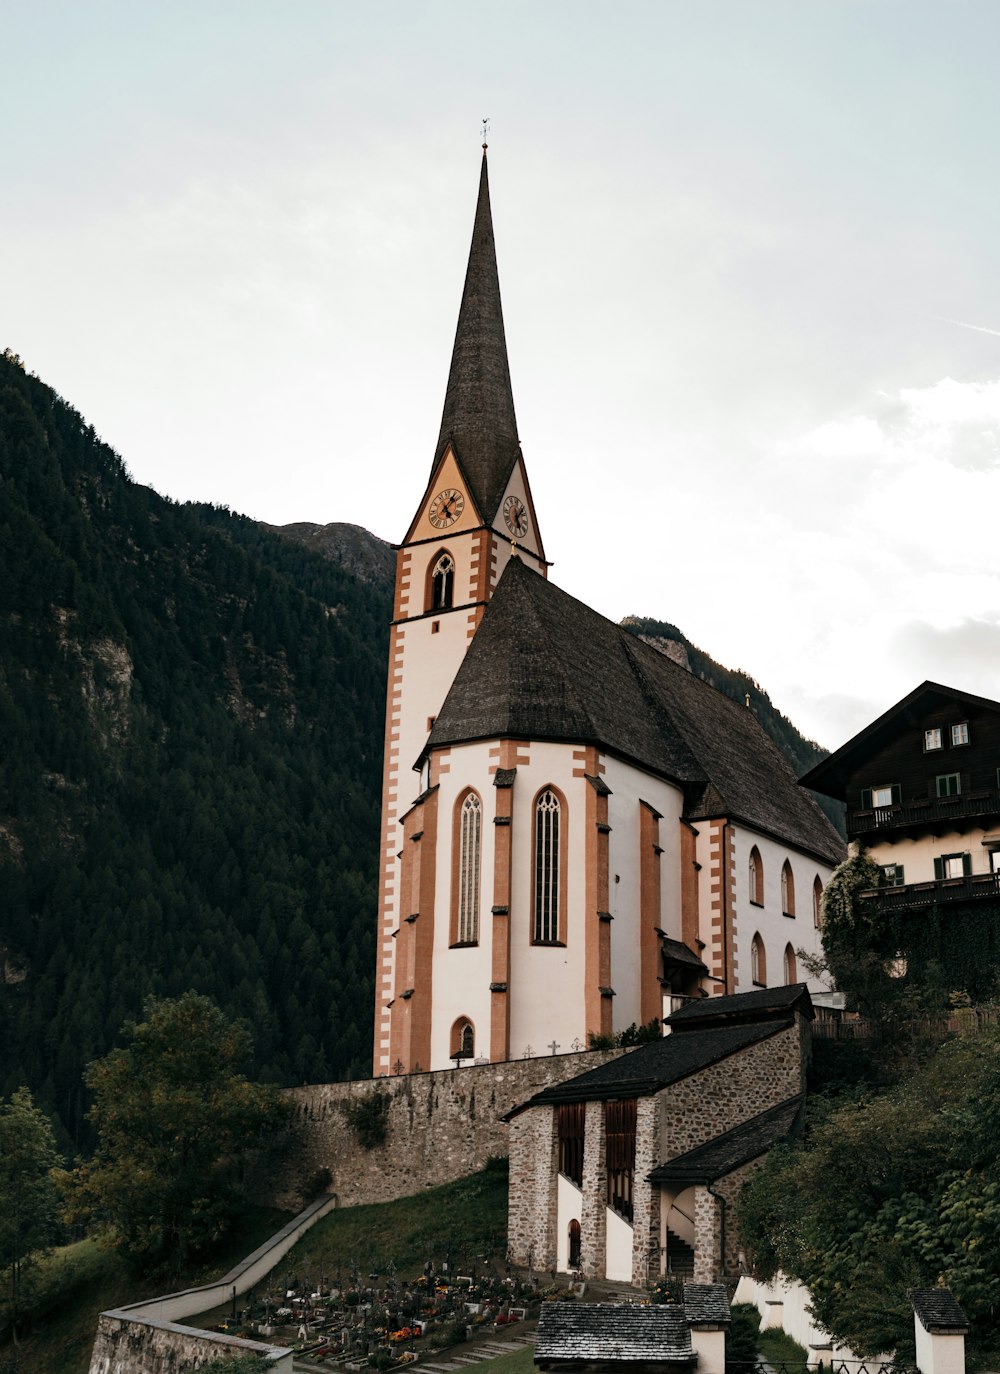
[726,1302,760,1371]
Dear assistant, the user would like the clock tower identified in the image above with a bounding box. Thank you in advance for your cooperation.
[372,148,546,1074]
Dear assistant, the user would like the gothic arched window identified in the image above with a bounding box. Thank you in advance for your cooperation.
[456,791,482,945]
[534,788,561,943]
[781,860,796,917]
[451,1017,474,1061]
[813,876,824,928]
[751,932,766,987]
[429,552,455,610]
[784,943,797,985]
[748,846,764,906]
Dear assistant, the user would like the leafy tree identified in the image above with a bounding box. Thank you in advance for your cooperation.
[0,1088,62,1343]
[63,993,287,1271]
[738,1026,1000,1359]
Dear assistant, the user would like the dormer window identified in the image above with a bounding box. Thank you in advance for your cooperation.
[924,728,942,752]
[951,722,970,746]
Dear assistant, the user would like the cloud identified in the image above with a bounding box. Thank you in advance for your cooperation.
[891,616,1000,689]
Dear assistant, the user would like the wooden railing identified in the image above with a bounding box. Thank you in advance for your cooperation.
[848,789,1000,836]
[860,871,1000,911]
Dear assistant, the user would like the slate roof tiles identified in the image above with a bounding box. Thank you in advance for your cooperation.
[425,559,843,866]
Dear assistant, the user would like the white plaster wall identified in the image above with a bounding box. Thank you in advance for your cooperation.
[508,742,590,1056]
[556,1173,584,1272]
[605,1206,634,1282]
[690,1327,726,1374]
[729,827,834,996]
[916,1324,966,1374]
[869,828,999,883]
[429,739,499,1068]
[732,1275,889,1365]
[601,759,685,1032]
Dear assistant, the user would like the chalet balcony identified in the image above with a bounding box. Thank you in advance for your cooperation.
[860,871,1000,913]
[847,789,1000,839]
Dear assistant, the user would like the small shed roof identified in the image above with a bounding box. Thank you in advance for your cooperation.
[908,1289,970,1334]
[535,1303,696,1368]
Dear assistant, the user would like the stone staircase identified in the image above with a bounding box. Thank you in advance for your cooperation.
[665,1228,695,1279]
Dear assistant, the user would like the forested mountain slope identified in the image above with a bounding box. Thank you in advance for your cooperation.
[0,351,388,1147]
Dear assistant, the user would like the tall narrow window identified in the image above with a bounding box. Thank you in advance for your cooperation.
[450,1017,474,1060]
[812,876,823,928]
[429,552,455,610]
[784,944,797,985]
[558,1103,585,1186]
[606,1098,637,1222]
[781,860,796,917]
[751,933,766,986]
[748,846,763,906]
[534,788,561,942]
[456,792,482,944]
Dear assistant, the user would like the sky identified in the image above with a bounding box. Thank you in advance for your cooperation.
[2,0,999,750]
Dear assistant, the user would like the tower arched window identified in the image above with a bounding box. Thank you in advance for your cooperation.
[784,944,797,985]
[751,933,766,987]
[813,876,824,928]
[429,552,455,610]
[451,1017,474,1061]
[781,860,796,917]
[455,791,482,945]
[748,846,764,906]
[534,788,561,943]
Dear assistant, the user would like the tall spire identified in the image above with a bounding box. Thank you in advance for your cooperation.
[434,148,521,525]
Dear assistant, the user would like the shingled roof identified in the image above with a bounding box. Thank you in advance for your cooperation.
[908,1289,969,1334]
[649,1096,803,1187]
[535,1303,696,1367]
[666,984,814,1030]
[424,558,843,865]
[432,149,522,526]
[507,1020,785,1114]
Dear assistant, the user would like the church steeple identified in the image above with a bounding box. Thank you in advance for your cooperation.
[433,148,522,526]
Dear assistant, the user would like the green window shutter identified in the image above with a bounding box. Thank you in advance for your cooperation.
[891,784,902,806]
[861,788,872,810]
[934,857,944,880]
[962,853,972,877]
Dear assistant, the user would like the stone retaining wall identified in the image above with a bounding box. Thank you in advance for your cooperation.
[89,1314,291,1374]
[248,1049,626,1211]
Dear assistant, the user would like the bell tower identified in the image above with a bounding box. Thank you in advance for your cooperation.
[372,147,546,1074]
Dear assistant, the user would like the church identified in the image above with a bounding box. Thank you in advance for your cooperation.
[372,149,844,1079]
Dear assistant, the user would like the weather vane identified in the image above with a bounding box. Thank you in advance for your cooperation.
[481,117,490,149]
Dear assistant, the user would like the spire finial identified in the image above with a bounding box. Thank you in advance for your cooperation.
[481,117,490,152]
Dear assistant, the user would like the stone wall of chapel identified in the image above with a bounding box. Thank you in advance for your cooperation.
[712,1157,767,1277]
[507,1105,559,1271]
[657,1021,806,1161]
[246,1048,625,1213]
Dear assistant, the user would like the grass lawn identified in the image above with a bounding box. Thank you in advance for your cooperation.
[472,1345,536,1374]
[0,1208,290,1374]
[281,1159,509,1285]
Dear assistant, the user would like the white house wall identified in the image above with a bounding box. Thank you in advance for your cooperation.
[869,827,1000,883]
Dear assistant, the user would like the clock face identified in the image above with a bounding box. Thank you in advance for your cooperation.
[503,495,528,538]
[429,488,464,529]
